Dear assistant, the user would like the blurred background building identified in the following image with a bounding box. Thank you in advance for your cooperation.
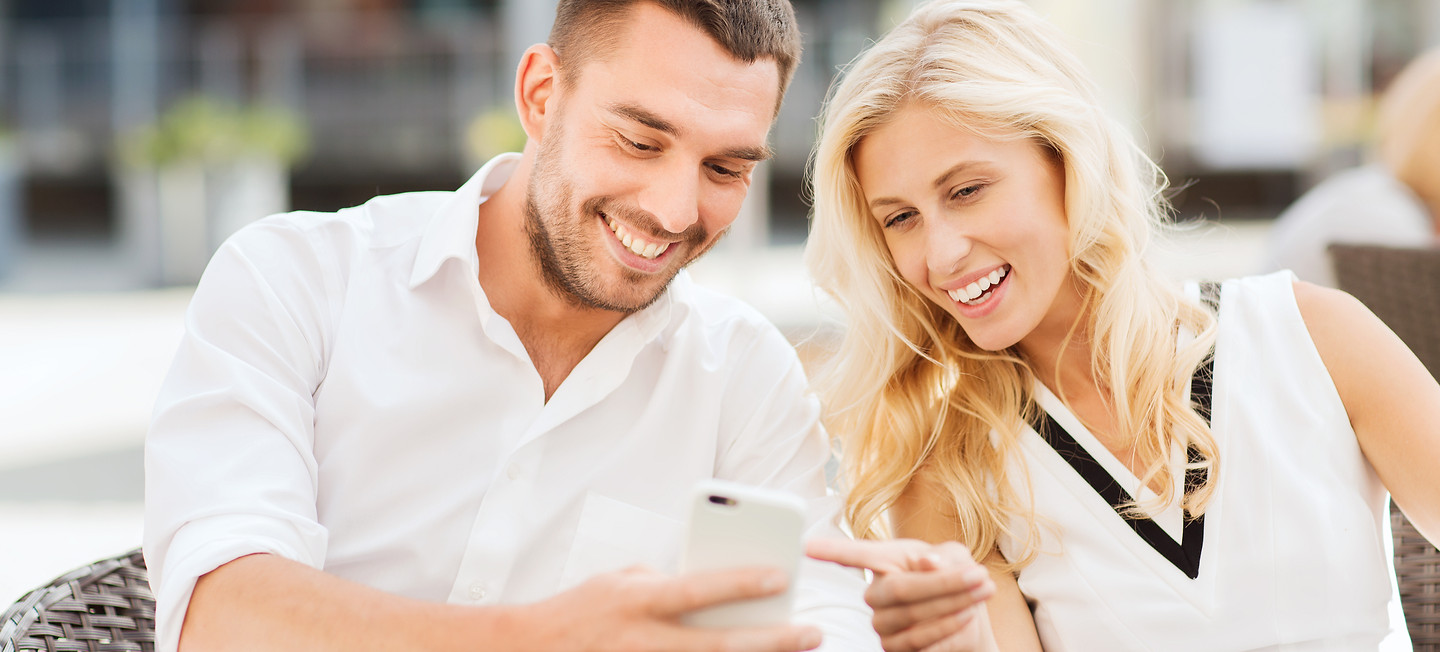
[0,0,1438,604]
[0,0,1435,290]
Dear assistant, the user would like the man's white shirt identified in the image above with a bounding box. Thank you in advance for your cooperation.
[143,153,877,651]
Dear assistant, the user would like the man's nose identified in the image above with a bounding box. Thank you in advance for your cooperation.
[636,161,701,234]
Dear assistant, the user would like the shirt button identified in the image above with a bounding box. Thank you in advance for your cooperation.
[468,582,487,601]
[506,464,521,481]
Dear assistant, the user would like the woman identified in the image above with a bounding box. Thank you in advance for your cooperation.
[1265,47,1440,287]
[802,1,1440,650]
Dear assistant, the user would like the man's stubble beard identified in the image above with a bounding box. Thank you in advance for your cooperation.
[522,130,723,314]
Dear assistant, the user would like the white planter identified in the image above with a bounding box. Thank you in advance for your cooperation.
[156,162,209,286]
[116,155,289,287]
[0,142,21,282]
[206,156,288,253]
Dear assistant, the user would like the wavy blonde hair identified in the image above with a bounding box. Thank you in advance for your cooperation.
[1376,47,1440,221]
[805,0,1218,567]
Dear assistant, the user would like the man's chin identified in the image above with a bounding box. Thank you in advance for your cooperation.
[604,276,675,312]
[555,266,673,313]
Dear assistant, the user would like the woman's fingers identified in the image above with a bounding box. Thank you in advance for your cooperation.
[866,562,991,609]
[806,538,932,575]
[871,574,995,635]
[809,539,998,652]
[880,605,986,652]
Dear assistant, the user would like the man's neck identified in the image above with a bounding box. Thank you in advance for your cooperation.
[473,161,627,401]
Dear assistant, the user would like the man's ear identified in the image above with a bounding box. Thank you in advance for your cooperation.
[515,43,560,142]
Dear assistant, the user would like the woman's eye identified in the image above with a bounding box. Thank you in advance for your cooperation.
[951,184,982,200]
[629,140,654,152]
[884,211,916,229]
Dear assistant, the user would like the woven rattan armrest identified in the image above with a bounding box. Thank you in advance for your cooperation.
[1330,243,1440,649]
[0,548,155,652]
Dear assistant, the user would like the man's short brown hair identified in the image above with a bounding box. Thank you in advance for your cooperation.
[548,0,802,107]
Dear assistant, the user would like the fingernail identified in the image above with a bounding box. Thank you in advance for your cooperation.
[963,567,988,584]
[800,628,823,649]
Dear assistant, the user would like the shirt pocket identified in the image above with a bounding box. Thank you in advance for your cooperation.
[557,491,684,592]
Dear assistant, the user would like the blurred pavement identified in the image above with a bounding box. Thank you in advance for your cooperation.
[0,218,1273,604]
[0,286,186,603]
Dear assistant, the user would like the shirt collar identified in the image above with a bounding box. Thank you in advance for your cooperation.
[627,270,681,349]
[407,150,680,346]
[409,152,522,289]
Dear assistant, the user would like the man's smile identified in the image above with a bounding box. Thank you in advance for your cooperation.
[603,212,672,260]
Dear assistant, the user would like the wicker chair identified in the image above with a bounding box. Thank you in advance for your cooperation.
[1330,243,1440,649]
[0,522,1434,649]
[0,548,155,652]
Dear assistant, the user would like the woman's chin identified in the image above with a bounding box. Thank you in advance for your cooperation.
[956,324,1021,353]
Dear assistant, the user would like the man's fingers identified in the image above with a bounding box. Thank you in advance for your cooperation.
[665,623,824,652]
[871,577,995,635]
[866,563,991,609]
[658,566,789,616]
[805,538,915,574]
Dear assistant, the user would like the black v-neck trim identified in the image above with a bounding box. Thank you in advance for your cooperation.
[1026,281,1219,580]
[1027,410,1208,578]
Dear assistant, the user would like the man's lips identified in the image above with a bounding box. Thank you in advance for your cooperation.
[602,212,672,260]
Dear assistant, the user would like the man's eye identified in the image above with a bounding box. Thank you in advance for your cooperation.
[709,163,741,178]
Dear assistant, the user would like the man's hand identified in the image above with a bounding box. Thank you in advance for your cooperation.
[807,539,996,652]
[519,565,823,652]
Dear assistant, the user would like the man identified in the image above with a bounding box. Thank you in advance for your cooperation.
[143,1,877,651]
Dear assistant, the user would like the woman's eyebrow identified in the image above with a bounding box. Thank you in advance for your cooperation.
[931,161,995,190]
[866,161,996,211]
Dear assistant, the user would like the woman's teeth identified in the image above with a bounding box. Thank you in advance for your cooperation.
[948,265,1009,305]
[605,215,670,259]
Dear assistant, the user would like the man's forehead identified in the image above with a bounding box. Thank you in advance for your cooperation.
[567,41,779,155]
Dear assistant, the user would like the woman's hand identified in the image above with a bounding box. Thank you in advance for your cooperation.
[807,538,996,652]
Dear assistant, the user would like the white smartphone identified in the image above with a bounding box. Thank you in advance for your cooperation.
[678,479,808,628]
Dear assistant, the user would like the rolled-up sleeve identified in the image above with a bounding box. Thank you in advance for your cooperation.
[143,217,341,651]
[716,324,880,651]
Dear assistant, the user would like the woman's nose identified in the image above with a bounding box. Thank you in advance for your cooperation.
[925,217,973,275]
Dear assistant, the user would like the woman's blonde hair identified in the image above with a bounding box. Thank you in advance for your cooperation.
[1376,47,1440,222]
[805,0,1218,567]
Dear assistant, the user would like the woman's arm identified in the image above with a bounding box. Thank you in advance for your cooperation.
[808,471,1042,651]
[1293,280,1440,543]
[892,470,1042,652]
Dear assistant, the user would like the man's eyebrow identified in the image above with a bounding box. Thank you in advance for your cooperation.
[607,102,680,136]
[722,145,773,162]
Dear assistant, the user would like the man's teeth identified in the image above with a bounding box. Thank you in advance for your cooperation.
[605,215,670,259]
[947,266,1009,305]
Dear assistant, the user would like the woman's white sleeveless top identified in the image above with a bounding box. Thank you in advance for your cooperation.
[997,271,1409,650]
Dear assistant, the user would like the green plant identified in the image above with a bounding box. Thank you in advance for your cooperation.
[121,96,309,168]
[465,106,527,161]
